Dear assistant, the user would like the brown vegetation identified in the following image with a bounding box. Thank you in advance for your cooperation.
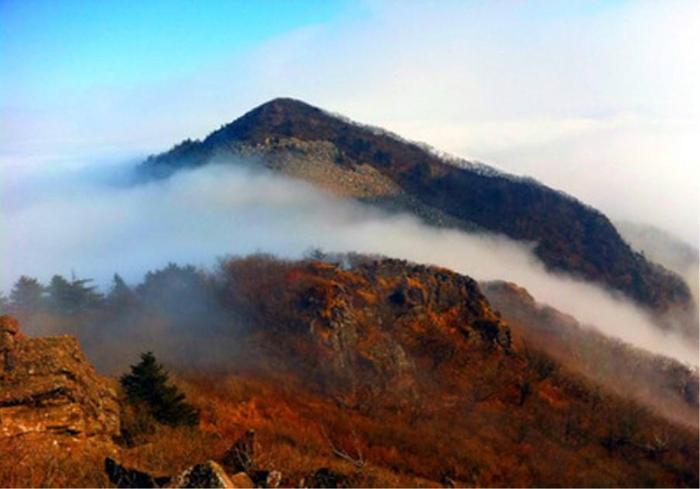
[1,256,697,487]
[482,281,699,427]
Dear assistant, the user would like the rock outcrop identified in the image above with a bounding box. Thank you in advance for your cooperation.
[105,457,172,488]
[221,428,256,474]
[0,315,120,441]
[224,257,513,404]
[173,460,248,488]
[106,458,255,489]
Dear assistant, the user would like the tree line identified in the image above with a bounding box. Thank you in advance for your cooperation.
[0,263,208,319]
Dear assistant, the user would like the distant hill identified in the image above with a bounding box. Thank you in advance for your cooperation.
[139,98,691,314]
[616,220,698,298]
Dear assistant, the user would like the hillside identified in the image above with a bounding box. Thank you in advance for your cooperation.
[212,257,699,486]
[481,281,699,428]
[7,256,699,487]
[139,98,691,314]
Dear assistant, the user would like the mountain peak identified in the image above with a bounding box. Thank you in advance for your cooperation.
[234,97,323,125]
[203,97,336,147]
[140,101,693,314]
[251,96,318,112]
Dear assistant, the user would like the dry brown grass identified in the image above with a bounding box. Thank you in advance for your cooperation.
[0,436,111,488]
[179,373,441,487]
[171,369,698,488]
[1,362,697,488]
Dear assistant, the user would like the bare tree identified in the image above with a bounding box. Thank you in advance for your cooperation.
[320,426,365,469]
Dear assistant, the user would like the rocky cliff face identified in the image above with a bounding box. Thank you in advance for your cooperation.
[223,257,513,405]
[140,98,691,314]
[0,315,119,441]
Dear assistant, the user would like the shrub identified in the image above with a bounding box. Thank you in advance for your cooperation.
[120,351,199,427]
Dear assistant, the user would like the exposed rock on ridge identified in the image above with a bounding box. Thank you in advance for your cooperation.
[0,315,119,441]
[223,257,513,405]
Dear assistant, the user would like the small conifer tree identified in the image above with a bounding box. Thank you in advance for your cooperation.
[120,352,199,427]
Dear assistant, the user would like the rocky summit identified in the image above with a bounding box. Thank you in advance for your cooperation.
[0,315,119,442]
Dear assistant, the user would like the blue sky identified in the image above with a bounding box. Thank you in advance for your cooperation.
[0,0,635,112]
[0,0,698,243]
[1,0,360,101]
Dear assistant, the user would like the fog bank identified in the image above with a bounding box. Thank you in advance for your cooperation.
[2,162,697,365]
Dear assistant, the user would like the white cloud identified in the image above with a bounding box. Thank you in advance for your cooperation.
[3,1,697,244]
[2,163,697,365]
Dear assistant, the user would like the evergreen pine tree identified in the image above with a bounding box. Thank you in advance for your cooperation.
[69,275,104,312]
[10,276,45,313]
[47,274,103,315]
[47,275,73,313]
[120,352,199,427]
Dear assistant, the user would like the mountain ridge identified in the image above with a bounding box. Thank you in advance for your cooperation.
[140,98,692,314]
[3,256,699,487]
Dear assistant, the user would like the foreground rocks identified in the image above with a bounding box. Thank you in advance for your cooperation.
[105,458,265,489]
[105,457,172,488]
[221,429,256,474]
[173,461,250,488]
[105,430,295,488]
[0,315,120,441]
